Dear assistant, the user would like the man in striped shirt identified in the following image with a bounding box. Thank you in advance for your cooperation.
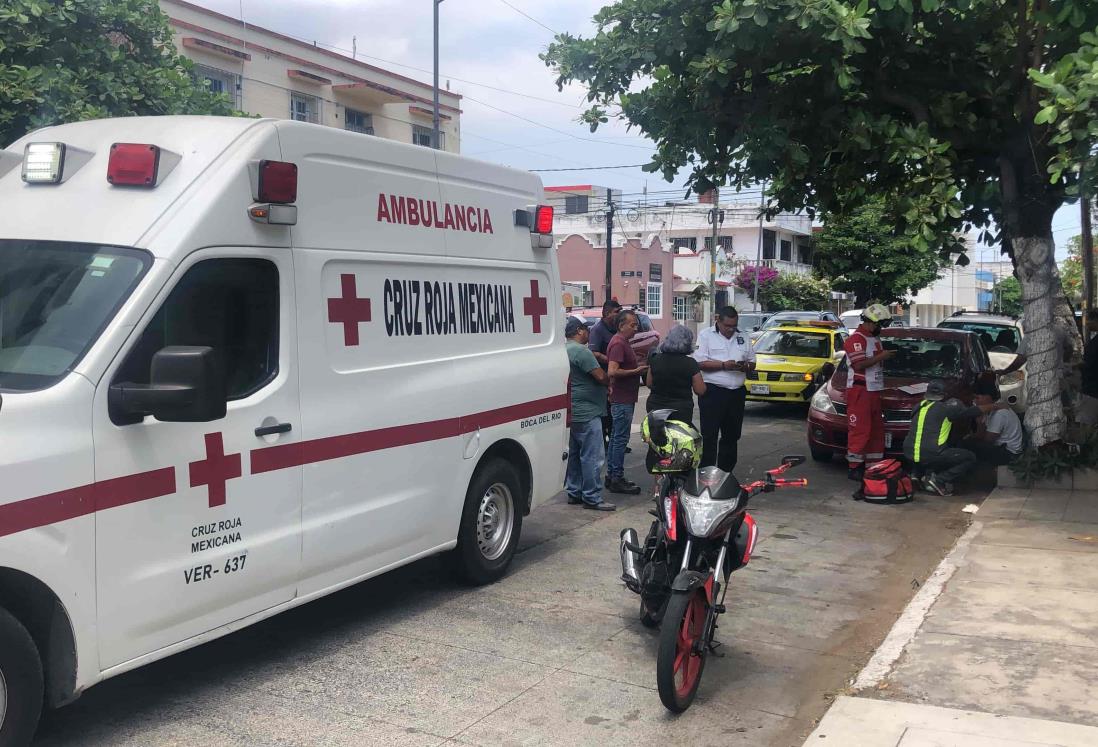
[843,304,896,480]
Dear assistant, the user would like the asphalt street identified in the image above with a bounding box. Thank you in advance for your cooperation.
[34,398,976,747]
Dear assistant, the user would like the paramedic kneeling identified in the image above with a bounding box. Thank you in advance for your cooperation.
[843,304,896,481]
[962,381,1024,466]
[903,380,1005,497]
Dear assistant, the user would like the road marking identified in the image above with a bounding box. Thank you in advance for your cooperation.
[852,520,981,691]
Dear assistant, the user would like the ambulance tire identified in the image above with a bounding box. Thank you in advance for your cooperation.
[455,459,523,585]
[0,607,43,747]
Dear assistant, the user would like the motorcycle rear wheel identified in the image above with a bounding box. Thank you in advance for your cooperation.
[655,589,708,712]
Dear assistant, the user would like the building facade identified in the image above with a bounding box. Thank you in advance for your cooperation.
[162,0,462,151]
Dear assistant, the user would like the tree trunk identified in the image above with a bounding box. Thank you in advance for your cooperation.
[1014,236,1073,448]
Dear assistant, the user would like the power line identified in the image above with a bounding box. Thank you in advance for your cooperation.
[497,0,559,34]
[530,163,652,172]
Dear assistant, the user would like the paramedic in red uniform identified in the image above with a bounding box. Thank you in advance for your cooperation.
[843,304,896,481]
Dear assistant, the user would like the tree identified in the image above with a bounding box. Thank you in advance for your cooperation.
[814,198,950,306]
[544,0,1098,448]
[735,264,779,299]
[992,275,1024,317]
[759,273,831,311]
[1060,235,1084,303]
[0,0,234,147]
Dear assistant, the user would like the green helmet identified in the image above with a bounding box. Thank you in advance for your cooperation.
[641,409,703,473]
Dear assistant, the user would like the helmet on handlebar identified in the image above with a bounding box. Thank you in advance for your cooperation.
[641,409,702,474]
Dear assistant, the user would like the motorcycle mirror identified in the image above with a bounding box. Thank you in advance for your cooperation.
[781,455,805,468]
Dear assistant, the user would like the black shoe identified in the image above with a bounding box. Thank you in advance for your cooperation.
[620,477,640,489]
[583,501,617,511]
[847,466,865,482]
[607,478,641,495]
[625,446,632,453]
[566,494,583,505]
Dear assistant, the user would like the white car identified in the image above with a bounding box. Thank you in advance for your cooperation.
[937,311,1026,412]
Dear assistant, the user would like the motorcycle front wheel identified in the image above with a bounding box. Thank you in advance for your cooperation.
[655,589,708,712]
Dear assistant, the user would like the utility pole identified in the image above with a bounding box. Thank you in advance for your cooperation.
[708,187,722,318]
[605,188,615,303]
[1082,174,1094,316]
[752,180,767,311]
[432,0,444,150]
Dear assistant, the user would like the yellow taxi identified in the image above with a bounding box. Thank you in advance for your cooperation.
[746,321,848,404]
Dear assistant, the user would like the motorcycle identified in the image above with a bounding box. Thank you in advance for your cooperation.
[619,409,807,712]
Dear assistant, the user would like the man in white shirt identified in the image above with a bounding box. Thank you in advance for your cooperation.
[693,307,756,473]
[964,382,1024,465]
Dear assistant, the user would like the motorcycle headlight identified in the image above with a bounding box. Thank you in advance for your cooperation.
[680,490,741,538]
[810,387,836,414]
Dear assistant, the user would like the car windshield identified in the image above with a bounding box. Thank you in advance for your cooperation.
[754,330,831,358]
[739,313,766,330]
[0,240,149,391]
[880,337,966,379]
[938,320,1020,352]
[762,313,818,329]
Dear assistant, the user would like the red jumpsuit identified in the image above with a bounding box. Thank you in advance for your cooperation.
[843,328,885,469]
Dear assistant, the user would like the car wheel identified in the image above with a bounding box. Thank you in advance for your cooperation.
[810,445,833,463]
[0,606,43,747]
[454,459,523,585]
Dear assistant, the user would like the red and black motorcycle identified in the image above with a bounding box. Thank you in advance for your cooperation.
[620,410,807,712]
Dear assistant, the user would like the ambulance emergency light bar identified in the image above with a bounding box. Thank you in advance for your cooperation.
[22,143,66,184]
[514,204,554,249]
[20,140,177,186]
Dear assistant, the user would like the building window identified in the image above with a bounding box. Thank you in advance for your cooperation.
[797,238,813,265]
[672,237,697,252]
[780,239,792,262]
[646,282,662,319]
[704,235,735,252]
[412,124,444,148]
[564,195,589,214]
[344,108,374,135]
[291,92,320,123]
[194,64,241,108]
[673,295,689,321]
[762,230,776,260]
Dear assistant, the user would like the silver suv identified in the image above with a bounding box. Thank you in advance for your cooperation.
[936,311,1026,411]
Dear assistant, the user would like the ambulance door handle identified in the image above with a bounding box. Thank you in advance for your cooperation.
[255,422,292,437]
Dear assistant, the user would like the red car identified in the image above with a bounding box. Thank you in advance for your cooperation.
[806,327,997,462]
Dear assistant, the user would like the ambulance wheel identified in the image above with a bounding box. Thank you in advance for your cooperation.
[455,459,523,585]
[810,446,833,463]
[0,607,43,747]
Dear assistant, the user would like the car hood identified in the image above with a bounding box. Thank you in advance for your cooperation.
[825,375,969,408]
[755,354,827,373]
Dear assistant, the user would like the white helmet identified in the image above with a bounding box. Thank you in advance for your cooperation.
[861,303,893,324]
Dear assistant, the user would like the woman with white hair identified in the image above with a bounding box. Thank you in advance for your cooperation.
[645,324,707,424]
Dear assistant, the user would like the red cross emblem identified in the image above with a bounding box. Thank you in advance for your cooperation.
[522,279,548,334]
[327,273,372,346]
[189,432,242,508]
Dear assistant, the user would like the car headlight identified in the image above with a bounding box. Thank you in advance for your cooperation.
[810,387,836,413]
[781,372,814,382]
[680,490,741,537]
[999,371,1025,385]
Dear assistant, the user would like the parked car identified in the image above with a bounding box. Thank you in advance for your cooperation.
[737,311,771,333]
[751,310,841,342]
[746,321,847,404]
[806,327,1000,462]
[936,311,1026,412]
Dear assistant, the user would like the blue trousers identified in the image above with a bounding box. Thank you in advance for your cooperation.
[565,418,605,505]
[607,402,635,480]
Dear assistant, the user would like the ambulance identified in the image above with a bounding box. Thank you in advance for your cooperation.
[0,116,569,743]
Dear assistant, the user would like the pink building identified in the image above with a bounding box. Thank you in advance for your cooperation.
[557,233,678,336]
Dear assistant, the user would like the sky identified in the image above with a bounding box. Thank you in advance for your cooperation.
[192,0,1083,261]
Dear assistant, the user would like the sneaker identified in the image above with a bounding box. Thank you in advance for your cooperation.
[566,493,583,505]
[924,475,953,497]
[583,501,617,511]
[607,478,642,495]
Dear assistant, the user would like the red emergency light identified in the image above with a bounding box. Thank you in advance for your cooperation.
[534,204,554,234]
[107,143,161,187]
[258,160,298,204]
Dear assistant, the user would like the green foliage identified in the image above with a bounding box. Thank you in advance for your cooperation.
[0,0,234,147]
[991,275,1023,317]
[1010,429,1098,483]
[814,198,950,305]
[1058,234,1095,305]
[543,0,1098,246]
[759,273,831,312]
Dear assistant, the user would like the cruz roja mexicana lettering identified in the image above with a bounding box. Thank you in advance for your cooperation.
[383,278,515,337]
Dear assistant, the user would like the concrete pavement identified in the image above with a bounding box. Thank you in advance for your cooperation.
[807,485,1098,746]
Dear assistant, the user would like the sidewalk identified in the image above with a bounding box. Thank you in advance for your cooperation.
[805,482,1098,746]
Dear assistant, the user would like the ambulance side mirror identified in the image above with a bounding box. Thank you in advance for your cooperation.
[110,346,227,425]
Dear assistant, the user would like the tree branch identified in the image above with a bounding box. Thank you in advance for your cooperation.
[875,80,929,124]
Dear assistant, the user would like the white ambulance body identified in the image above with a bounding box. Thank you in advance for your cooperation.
[0,116,568,741]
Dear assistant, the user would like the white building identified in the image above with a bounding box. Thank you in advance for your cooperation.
[549,187,815,316]
[163,0,462,152]
[906,261,995,326]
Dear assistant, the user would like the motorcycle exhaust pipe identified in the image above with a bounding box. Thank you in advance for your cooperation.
[620,528,642,593]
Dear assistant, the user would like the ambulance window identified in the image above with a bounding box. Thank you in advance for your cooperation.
[115,259,279,400]
[0,240,149,392]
